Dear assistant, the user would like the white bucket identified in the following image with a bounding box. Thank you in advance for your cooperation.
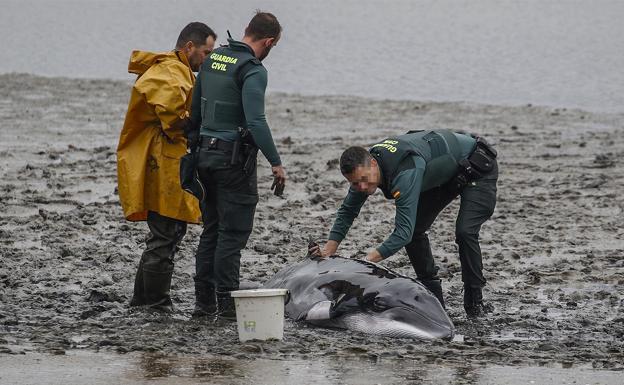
[230,288,289,342]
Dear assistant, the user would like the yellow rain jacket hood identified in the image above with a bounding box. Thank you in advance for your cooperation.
[116,50,201,223]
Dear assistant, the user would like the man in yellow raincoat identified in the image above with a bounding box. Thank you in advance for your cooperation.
[117,22,216,312]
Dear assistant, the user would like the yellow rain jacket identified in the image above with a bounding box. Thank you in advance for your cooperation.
[116,50,201,224]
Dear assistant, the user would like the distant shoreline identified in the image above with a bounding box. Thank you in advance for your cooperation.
[2,72,621,115]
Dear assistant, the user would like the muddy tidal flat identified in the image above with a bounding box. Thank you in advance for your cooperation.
[0,74,623,383]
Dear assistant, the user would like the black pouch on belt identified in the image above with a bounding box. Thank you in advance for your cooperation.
[467,137,497,175]
[475,136,497,158]
[467,147,494,174]
[456,137,497,186]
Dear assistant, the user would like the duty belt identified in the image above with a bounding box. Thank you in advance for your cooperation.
[199,136,235,152]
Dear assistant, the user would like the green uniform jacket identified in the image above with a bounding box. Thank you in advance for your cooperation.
[329,131,476,258]
[190,39,281,166]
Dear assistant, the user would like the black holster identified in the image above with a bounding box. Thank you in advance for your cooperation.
[237,127,258,175]
[242,144,258,175]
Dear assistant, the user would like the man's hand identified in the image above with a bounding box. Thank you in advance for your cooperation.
[171,117,190,132]
[364,249,383,263]
[180,118,199,151]
[308,240,339,259]
[271,165,286,196]
[186,130,199,152]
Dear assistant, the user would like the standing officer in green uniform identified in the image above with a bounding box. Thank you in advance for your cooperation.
[310,130,498,317]
[185,11,286,319]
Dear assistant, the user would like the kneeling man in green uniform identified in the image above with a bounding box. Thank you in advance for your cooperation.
[310,130,498,317]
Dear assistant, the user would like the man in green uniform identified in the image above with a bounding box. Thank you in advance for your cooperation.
[310,130,498,317]
[186,12,286,319]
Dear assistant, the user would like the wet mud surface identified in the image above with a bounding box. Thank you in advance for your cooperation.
[1,74,623,374]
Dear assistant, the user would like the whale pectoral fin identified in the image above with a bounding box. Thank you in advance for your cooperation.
[305,300,333,321]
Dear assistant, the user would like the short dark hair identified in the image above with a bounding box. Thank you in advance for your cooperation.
[176,22,217,49]
[340,146,372,175]
[244,11,282,41]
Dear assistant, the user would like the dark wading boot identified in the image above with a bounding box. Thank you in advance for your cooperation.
[192,282,217,318]
[129,259,146,307]
[216,290,237,321]
[420,278,445,309]
[142,269,174,313]
[464,285,493,318]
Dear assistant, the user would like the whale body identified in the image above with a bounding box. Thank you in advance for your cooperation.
[263,256,454,340]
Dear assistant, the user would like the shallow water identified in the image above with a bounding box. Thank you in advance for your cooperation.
[1,352,622,385]
[1,0,623,111]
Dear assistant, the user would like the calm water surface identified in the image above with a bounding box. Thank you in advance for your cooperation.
[0,352,622,385]
[1,0,623,111]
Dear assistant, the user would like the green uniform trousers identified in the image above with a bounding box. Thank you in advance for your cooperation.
[405,160,498,289]
[194,148,258,292]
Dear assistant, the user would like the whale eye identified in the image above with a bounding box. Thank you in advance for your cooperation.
[373,297,389,312]
[398,298,417,308]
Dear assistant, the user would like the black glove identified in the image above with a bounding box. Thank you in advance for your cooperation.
[271,176,285,197]
[307,239,321,259]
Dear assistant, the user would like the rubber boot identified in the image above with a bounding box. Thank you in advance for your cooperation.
[216,290,237,321]
[129,259,146,307]
[142,269,174,313]
[192,281,216,318]
[464,285,493,317]
[420,278,445,309]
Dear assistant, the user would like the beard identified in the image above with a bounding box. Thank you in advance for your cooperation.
[189,56,201,72]
[257,45,272,61]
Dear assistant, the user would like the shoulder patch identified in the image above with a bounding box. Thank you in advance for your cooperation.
[392,190,401,199]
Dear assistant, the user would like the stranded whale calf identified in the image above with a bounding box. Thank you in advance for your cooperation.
[263,256,454,340]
